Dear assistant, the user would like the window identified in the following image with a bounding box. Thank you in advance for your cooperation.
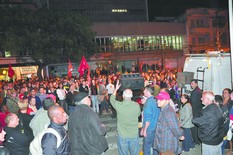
[192,37,196,45]
[196,19,204,27]
[190,20,195,27]
[112,9,128,13]
[198,37,205,44]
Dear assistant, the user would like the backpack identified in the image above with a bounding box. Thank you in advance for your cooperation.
[29,128,62,155]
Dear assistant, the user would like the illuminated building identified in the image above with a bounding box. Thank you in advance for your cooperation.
[49,0,148,22]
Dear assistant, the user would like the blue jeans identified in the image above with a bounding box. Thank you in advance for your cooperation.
[221,140,228,155]
[143,130,159,155]
[182,128,195,152]
[91,95,99,113]
[117,135,140,155]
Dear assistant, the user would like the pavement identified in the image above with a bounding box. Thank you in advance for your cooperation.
[100,112,233,155]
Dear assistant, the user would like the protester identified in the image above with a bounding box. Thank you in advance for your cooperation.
[65,84,78,113]
[154,92,184,155]
[29,97,55,137]
[17,100,34,142]
[4,113,30,155]
[28,88,41,110]
[141,85,160,155]
[68,92,108,155]
[192,91,224,155]
[90,79,99,113]
[41,105,70,154]
[190,79,202,145]
[110,80,141,155]
[27,97,37,115]
[179,94,195,152]
[6,90,19,114]
[0,125,10,155]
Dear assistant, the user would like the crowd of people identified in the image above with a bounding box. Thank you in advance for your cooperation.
[0,67,232,155]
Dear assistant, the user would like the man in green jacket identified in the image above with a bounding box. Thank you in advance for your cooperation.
[110,80,141,155]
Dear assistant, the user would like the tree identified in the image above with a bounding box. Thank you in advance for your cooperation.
[0,7,97,80]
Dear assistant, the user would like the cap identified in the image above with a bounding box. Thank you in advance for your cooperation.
[156,92,170,100]
[74,92,88,102]
[47,94,56,101]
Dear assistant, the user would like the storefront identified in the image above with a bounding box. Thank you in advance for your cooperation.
[18,66,38,79]
[0,66,38,81]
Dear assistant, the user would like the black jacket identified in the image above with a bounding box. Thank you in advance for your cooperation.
[192,103,224,145]
[0,146,10,155]
[41,122,70,155]
[68,104,108,155]
[4,126,30,155]
[66,91,78,106]
[190,86,203,117]
[17,112,34,142]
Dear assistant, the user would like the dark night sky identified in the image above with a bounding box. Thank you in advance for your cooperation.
[148,0,228,21]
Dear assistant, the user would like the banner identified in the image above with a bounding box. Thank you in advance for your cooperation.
[78,56,89,77]
[68,59,73,78]
[8,64,15,78]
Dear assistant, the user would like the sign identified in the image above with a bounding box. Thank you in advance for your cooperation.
[20,66,37,74]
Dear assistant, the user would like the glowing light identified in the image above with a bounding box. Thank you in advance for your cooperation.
[2,70,6,75]
[112,9,127,13]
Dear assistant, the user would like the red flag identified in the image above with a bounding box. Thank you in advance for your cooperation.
[8,64,15,78]
[68,59,73,78]
[78,56,89,77]
[139,62,143,72]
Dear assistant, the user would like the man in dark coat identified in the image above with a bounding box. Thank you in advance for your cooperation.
[41,105,70,155]
[4,113,30,155]
[190,79,203,145]
[68,92,108,155]
[192,91,224,155]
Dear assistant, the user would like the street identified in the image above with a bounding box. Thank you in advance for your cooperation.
[100,113,233,155]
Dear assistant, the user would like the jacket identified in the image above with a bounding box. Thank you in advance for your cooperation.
[110,95,141,138]
[192,103,224,145]
[143,96,160,131]
[4,126,30,155]
[0,146,10,155]
[17,112,34,142]
[41,122,70,155]
[190,86,203,117]
[154,104,183,155]
[179,103,194,128]
[68,104,108,155]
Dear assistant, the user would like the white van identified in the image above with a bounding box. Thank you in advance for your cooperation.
[178,52,232,95]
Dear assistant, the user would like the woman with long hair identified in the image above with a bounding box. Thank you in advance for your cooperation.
[90,79,99,113]
[179,94,195,152]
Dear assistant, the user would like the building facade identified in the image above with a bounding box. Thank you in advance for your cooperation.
[90,22,187,71]
[185,8,229,53]
[0,3,230,80]
[49,0,148,22]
